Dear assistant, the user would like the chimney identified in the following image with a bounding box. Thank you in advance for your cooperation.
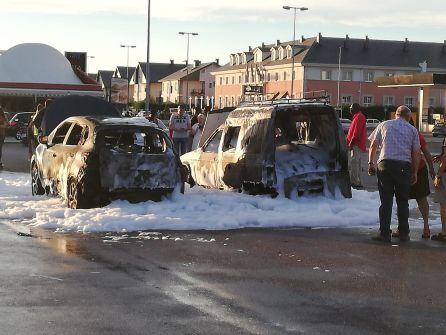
[249,46,252,52]
[364,35,369,50]
[300,35,306,43]
[403,38,409,52]
[261,42,265,49]
[316,32,322,44]
[276,39,281,46]
[170,59,174,65]
[344,34,350,49]
[194,60,201,67]
[215,58,219,65]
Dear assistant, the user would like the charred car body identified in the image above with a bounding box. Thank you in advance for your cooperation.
[31,96,183,208]
[181,98,352,198]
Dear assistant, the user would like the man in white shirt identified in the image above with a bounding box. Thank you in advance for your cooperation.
[169,105,191,155]
[191,113,205,151]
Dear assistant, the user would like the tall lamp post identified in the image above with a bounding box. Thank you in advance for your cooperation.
[178,31,198,110]
[283,5,308,99]
[337,46,343,118]
[145,0,151,113]
[120,44,136,112]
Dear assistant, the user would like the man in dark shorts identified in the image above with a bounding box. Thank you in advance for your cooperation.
[392,123,435,239]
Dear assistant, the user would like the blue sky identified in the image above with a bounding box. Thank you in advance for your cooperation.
[1,0,445,73]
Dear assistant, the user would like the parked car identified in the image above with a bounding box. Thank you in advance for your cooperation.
[8,112,34,137]
[366,118,381,129]
[181,101,352,199]
[31,116,184,208]
[432,122,446,137]
[339,118,351,134]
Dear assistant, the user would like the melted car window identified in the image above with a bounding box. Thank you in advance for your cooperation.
[101,129,168,154]
[204,130,222,153]
[223,126,240,152]
[65,124,84,145]
[52,122,72,144]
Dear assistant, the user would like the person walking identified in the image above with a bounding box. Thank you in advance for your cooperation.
[0,107,7,169]
[169,105,191,156]
[368,106,421,242]
[346,103,367,188]
[431,137,446,242]
[392,119,435,239]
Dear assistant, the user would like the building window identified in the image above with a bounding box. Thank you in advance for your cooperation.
[275,73,279,81]
[429,97,436,107]
[287,48,292,59]
[232,76,235,85]
[213,82,215,87]
[364,71,374,82]
[238,76,241,84]
[321,70,331,80]
[225,96,229,107]
[342,70,353,81]
[209,82,212,89]
[231,96,235,107]
[404,96,415,107]
[267,73,271,81]
[283,72,287,81]
[219,96,222,108]
[341,95,352,105]
[225,77,228,85]
[271,49,276,61]
[384,72,394,77]
[363,95,373,107]
[383,96,395,106]
[219,77,223,85]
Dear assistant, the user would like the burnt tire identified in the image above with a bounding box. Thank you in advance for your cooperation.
[67,178,88,209]
[31,163,45,196]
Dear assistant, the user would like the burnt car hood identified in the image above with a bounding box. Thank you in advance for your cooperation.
[99,148,180,192]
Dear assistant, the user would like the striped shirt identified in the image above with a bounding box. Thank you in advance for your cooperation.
[368,118,420,163]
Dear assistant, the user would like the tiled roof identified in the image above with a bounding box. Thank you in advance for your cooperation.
[159,62,218,82]
[96,70,114,89]
[137,62,185,82]
[116,66,136,79]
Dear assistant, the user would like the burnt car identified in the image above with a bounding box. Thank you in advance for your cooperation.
[31,116,183,208]
[432,122,446,137]
[181,99,352,198]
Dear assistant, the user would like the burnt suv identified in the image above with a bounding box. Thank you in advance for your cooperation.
[181,97,352,198]
[31,116,183,208]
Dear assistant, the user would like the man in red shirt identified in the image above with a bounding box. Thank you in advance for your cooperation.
[346,103,367,187]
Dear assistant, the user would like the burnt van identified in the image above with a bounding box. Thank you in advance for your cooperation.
[181,97,352,198]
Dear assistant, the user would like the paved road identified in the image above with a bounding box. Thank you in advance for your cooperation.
[1,136,445,334]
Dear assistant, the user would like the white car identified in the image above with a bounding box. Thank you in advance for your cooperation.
[366,119,381,129]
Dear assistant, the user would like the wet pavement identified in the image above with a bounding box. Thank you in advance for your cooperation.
[1,222,445,335]
[1,137,446,334]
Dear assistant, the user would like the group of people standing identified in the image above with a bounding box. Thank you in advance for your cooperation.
[168,105,205,155]
[347,103,446,243]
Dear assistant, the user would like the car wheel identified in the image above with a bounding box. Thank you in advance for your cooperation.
[67,178,88,209]
[31,163,45,196]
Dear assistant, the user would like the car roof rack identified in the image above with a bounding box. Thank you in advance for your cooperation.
[239,90,330,107]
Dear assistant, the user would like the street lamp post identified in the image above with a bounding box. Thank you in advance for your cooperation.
[337,46,342,118]
[283,5,308,99]
[120,44,136,112]
[146,0,151,113]
[179,32,198,110]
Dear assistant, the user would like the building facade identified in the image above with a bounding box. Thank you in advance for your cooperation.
[159,60,220,108]
[213,34,446,111]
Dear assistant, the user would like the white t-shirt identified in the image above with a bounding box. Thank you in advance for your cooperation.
[169,113,190,139]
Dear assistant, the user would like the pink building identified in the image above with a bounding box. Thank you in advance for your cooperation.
[213,34,446,113]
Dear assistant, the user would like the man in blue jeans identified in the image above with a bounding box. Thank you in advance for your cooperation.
[169,105,191,156]
[368,106,421,242]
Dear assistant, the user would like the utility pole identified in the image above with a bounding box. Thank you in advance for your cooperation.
[179,32,198,110]
[145,0,151,112]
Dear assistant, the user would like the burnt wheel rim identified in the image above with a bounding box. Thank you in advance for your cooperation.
[68,181,77,209]
[31,165,39,195]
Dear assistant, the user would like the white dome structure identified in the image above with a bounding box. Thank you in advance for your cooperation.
[0,43,83,84]
[0,43,103,99]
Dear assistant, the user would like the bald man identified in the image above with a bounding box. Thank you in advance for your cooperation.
[368,106,421,242]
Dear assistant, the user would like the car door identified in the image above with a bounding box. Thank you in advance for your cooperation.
[218,125,242,188]
[42,122,73,187]
[62,123,88,179]
[195,129,222,188]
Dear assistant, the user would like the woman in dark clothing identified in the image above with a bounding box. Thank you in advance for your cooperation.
[0,108,7,169]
